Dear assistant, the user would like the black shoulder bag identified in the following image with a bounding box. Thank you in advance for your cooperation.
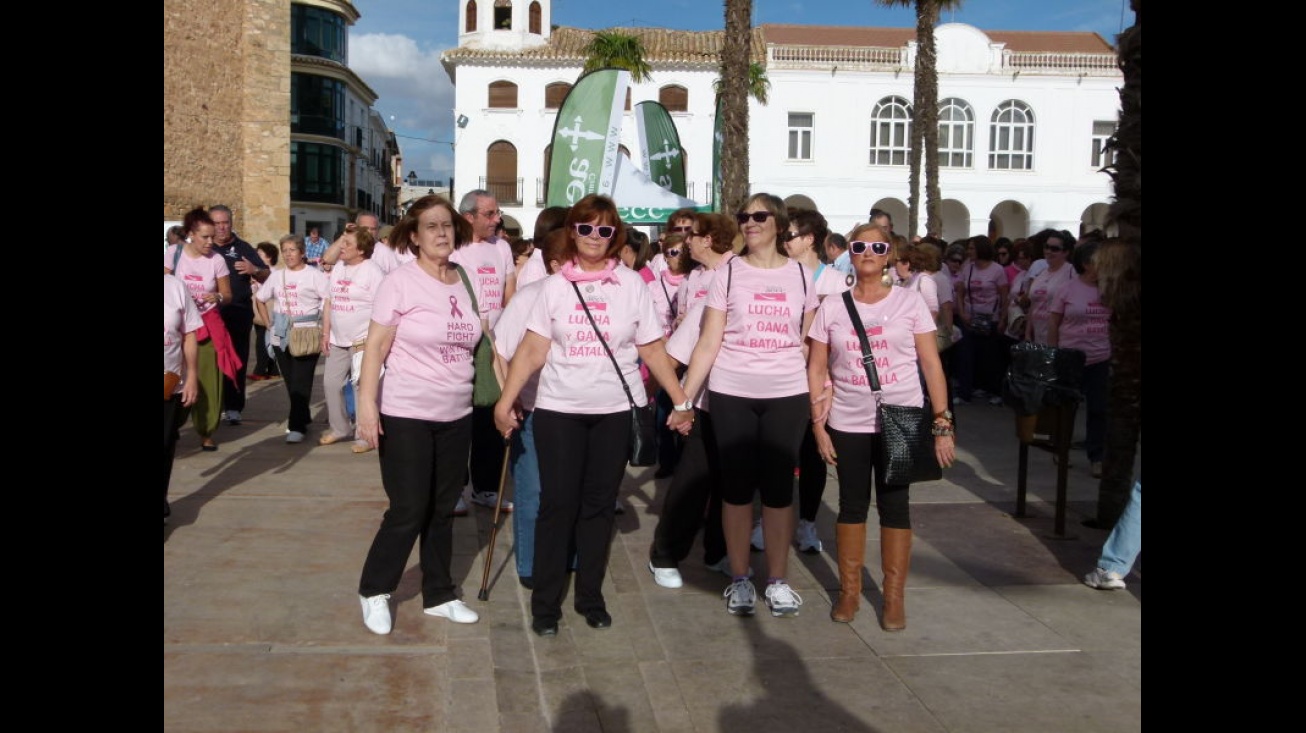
[841,291,942,485]
[570,281,658,467]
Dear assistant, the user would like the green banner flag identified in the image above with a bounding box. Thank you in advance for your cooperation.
[545,68,629,207]
[634,101,686,197]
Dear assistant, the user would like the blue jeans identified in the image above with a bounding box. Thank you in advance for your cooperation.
[1097,481,1141,576]
[510,411,540,578]
[344,380,356,422]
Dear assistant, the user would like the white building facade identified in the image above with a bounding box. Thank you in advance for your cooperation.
[441,0,1122,241]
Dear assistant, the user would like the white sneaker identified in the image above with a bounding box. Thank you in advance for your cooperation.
[1083,568,1126,590]
[750,518,765,552]
[648,562,684,589]
[724,578,757,616]
[470,491,513,513]
[286,431,305,444]
[764,582,803,617]
[795,519,823,554]
[453,497,469,517]
[225,410,242,425]
[360,594,392,635]
[425,598,480,624]
[705,558,754,579]
[988,395,1004,406]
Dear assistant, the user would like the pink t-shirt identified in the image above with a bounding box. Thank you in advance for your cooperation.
[516,249,548,289]
[809,288,934,433]
[327,259,386,347]
[526,267,663,414]
[256,266,330,346]
[814,263,856,300]
[907,272,940,315]
[704,257,820,399]
[648,270,682,338]
[164,245,230,315]
[666,296,711,412]
[450,240,516,328]
[370,260,481,422]
[1027,264,1075,344]
[932,270,954,306]
[370,242,416,274]
[164,274,204,386]
[493,277,545,411]
[676,252,736,320]
[1050,277,1111,366]
[960,261,1006,321]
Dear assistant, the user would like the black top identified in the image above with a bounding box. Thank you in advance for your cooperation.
[212,234,264,310]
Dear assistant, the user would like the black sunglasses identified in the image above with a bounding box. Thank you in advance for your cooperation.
[849,240,892,256]
[664,248,681,257]
[573,223,616,239]
[669,225,693,234]
[735,211,775,225]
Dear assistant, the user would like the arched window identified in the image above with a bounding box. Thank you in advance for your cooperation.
[494,0,512,30]
[486,141,519,205]
[659,85,688,112]
[529,2,542,34]
[488,80,518,109]
[870,96,912,166]
[545,82,571,110]
[465,0,477,32]
[989,100,1034,171]
[937,98,974,168]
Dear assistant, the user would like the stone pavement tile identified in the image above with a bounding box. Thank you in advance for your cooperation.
[635,660,695,732]
[163,650,445,732]
[995,584,1142,657]
[444,677,501,733]
[884,651,1142,733]
[860,585,1080,657]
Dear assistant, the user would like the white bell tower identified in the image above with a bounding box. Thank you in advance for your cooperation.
[458,0,551,49]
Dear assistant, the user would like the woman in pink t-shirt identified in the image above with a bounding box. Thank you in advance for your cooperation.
[255,234,330,443]
[1048,239,1111,478]
[807,223,955,629]
[1024,229,1077,345]
[952,235,1010,404]
[670,193,819,619]
[355,195,487,634]
[164,274,202,524]
[164,208,235,452]
[320,225,386,450]
[493,194,692,637]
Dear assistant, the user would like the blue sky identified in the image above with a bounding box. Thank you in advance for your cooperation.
[349,0,1133,185]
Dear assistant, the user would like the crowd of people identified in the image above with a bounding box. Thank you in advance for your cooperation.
[165,194,1129,637]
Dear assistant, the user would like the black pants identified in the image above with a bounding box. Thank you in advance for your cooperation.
[649,410,726,568]
[531,409,628,622]
[797,420,828,522]
[273,346,320,433]
[220,306,254,412]
[252,325,278,376]
[467,405,507,496]
[358,413,473,607]
[827,428,911,528]
[164,395,184,504]
[708,392,810,508]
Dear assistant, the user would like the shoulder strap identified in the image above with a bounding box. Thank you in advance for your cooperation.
[797,261,807,296]
[726,256,734,296]
[841,291,883,398]
[454,264,481,315]
[659,277,676,320]
[570,280,638,409]
[172,244,182,273]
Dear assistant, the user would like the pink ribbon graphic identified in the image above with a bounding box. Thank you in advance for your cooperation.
[449,295,464,319]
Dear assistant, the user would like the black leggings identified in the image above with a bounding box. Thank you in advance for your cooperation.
[708,391,809,508]
[827,427,911,528]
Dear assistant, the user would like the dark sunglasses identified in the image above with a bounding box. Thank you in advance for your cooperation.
[573,223,616,239]
[664,248,681,257]
[669,225,693,234]
[849,240,892,256]
[1044,244,1066,253]
[735,211,775,225]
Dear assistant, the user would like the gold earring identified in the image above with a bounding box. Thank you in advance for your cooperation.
[881,265,894,287]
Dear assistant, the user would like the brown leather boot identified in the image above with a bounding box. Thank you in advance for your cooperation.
[880,527,912,631]
[830,523,866,623]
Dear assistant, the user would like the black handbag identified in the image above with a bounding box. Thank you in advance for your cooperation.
[842,291,943,485]
[571,282,658,467]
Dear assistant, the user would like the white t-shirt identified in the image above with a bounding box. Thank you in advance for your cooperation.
[702,257,819,399]
[526,267,663,414]
[808,287,934,433]
[370,242,416,274]
[493,277,546,411]
[516,249,548,289]
[255,266,330,347]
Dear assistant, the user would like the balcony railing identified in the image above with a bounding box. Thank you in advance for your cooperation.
[480,177,522,206]
[767,44,1118,76]
[1002,51,1118,75]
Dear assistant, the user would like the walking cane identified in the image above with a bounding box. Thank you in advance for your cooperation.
[477,439,513,601]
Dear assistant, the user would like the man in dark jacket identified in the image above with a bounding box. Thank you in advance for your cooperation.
[209,205,270,425]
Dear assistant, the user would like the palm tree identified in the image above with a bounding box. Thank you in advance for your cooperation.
[582,30,653,82]
[718,0,753,214]
[1093,0,1141,529]
[713,62,771,105]
[875,0,963,237]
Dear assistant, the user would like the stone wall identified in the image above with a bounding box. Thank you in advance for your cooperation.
[163,0,290,243]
